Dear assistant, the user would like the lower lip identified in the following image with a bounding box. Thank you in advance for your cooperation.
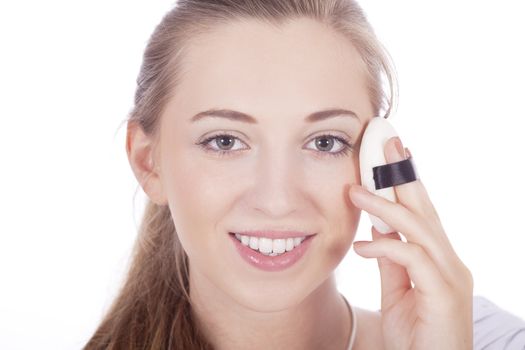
[228,233,316,272]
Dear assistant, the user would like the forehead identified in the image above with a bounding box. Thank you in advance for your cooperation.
[168,17,372,122]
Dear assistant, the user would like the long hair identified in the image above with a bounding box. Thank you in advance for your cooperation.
[84,1,397,348]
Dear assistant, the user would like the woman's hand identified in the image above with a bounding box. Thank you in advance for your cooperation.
[349,136,474,350]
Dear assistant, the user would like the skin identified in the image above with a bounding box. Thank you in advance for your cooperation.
[127,17,473,350]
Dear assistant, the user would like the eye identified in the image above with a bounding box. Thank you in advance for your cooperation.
[305,134,354,158]
[197,133,248,157]
[197,133,353,158]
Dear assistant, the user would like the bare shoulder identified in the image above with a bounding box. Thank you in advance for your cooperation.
[352,306,384,350]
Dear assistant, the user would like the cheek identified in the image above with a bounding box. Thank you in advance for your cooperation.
[325,198,360,260]
[161,154,235,257]
[321,188,361,267]
[303,153,360,216]
[304,157,361,265]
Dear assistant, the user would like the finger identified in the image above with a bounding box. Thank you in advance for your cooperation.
[384,137,440,222]
[350,184,459,283]
[353,231,449,298]
[385,138,459,275]
[350,183,432,246]
[370,226,412,309]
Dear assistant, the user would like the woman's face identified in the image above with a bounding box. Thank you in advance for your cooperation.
[155,18,374,311]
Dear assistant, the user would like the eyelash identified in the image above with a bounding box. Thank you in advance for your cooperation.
[197,133,353,158]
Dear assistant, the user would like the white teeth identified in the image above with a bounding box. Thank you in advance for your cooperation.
[241,235,250,246]
[249,236,258,250]
[258,237,273,254]
[273,239,286,254]
[234,233,306,255]
[285,238,294,251]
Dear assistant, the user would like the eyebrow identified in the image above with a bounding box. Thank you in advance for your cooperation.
[190,108,360,124]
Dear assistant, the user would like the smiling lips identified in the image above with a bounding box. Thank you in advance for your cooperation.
[230,230,315,239]
[229,230,315,256]
[228,231,316,271]
[232,232,306,256]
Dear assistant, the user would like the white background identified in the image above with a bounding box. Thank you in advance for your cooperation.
[0,1,524,349]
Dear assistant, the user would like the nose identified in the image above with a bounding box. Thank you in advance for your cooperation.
[249,147,302,218]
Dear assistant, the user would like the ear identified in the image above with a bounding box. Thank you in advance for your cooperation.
[126,121,167,205]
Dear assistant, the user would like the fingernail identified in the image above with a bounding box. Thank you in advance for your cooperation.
[405,147,412,158]
[394,137,406,159]
[353,241,370,249]
[351,184,370,196]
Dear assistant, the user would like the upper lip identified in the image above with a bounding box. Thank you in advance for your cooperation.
[230,230,316,239]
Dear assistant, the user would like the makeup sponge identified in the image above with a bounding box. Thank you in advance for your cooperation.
[359,117,418,234]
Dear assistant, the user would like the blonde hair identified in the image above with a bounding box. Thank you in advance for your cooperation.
[84,1,397,348]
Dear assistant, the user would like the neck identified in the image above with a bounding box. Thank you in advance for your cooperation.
[189,269,351,350]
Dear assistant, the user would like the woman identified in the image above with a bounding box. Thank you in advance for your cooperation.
[84,0,524,349]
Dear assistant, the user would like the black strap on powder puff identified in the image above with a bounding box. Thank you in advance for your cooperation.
[372,156,418,190]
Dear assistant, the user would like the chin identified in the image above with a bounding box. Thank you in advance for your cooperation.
[227,275,325,313]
